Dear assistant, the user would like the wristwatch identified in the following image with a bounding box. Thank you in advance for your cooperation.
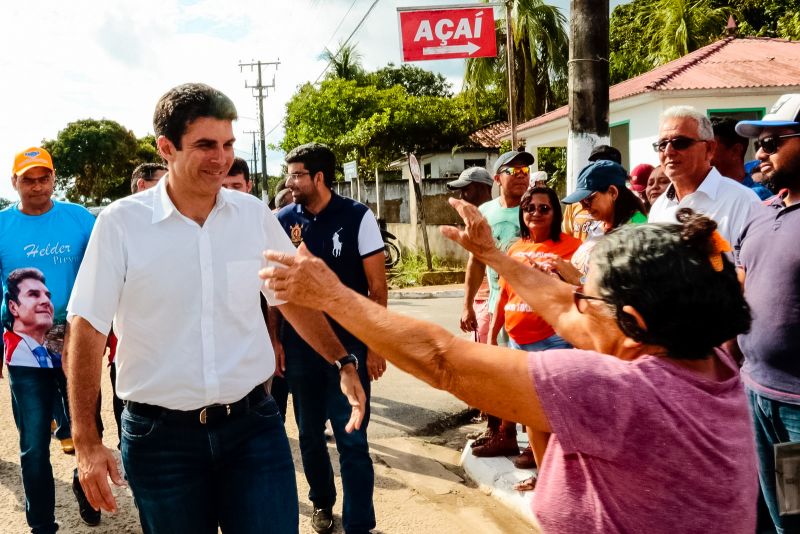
[334,353,359,371]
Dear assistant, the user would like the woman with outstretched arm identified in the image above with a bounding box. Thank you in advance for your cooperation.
[261,198,758,534]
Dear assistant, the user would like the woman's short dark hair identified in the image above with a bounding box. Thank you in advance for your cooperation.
[518,186,563,242]
[153,83,238,149]
[591,208,751,360]
[607,184,645,229]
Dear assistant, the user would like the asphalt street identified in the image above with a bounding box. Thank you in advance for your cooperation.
[368,297,470,439]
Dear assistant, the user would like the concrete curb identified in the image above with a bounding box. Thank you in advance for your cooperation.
[389,289,464,299]
[460,431,538,526]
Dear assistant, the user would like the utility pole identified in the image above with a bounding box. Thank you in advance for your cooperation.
[239,59,280,203]
[505,0,518,149]
[567,0,610,192]
[244,130,260,196]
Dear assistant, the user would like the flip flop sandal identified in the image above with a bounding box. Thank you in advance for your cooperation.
[513,476,537,492]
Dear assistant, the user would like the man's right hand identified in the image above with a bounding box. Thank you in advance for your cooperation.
[460,306,477,333]
[76,441,126,513]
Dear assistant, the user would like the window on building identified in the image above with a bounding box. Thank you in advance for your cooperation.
[610,122,630,170]
[464,158,485,170]
[424,163,432,179]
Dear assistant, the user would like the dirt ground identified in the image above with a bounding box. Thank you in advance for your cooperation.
[0,369,533,533]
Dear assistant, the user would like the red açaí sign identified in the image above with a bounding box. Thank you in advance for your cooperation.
[398,6,497,62]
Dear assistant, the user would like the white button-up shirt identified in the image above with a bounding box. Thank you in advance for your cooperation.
[648,167,760,245]
[68,179,295,410]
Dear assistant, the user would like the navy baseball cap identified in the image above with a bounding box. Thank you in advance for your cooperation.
[562,160,628,204]
[736,94,800,138]
[492,150,535,176]
[588,144,622,164]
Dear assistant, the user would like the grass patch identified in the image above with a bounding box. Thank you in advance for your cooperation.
[388,251,463,288]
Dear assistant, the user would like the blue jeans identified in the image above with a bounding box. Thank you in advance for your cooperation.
[51,391,71,440]
[746,387,800,534]
[509,333,571,352]
[121,394,298,534]
[8,365,69,534]
[285,345,375,534]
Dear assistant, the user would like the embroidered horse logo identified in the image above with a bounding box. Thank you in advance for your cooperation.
[332,228,343,257]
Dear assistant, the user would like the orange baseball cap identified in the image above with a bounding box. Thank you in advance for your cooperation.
[13,147,54,177]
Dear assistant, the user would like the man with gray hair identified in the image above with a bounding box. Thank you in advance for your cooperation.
[648,106,759,244]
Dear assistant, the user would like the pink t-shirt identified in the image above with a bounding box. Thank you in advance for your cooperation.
[529,348,758,534]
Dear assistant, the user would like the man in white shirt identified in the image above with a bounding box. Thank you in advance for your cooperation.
[648,106,759,244]
[66,83,366,534]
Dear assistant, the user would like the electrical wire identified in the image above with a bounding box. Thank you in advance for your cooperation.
[313,0,380,84]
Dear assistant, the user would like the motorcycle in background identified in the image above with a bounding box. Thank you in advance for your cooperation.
[378,219,401,269]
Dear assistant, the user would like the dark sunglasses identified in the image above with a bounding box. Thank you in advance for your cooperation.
[754,133,800,155]
[573,286,610,314]
[652,137,707,152]
[522,203,552,214]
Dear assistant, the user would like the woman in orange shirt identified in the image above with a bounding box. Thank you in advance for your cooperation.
[489,187,581,490]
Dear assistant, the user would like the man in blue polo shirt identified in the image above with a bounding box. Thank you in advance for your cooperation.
[0,146,99,532]
[735,93,800,533]
[276,143,386,534]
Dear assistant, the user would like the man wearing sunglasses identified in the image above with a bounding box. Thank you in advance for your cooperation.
[460,150,532,457]
[648,106,759,245]
[733,93,800,533]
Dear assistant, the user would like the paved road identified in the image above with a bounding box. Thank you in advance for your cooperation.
[369,297,470,439]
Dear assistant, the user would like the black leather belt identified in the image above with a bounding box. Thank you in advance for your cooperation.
[125,383,269,425]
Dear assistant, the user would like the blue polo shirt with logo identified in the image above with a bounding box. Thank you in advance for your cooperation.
[277,192,383,350]
[735,191,800,402]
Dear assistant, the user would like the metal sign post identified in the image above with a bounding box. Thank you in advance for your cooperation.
[409,154,433,271]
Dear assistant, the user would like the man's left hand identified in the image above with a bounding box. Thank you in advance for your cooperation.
[339,365,367,432]
[367,350,387,381]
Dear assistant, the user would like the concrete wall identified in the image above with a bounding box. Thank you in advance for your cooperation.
[332,175,472,264]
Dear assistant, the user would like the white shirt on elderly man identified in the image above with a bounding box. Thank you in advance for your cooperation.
[648,166,760,245]
[67,177,295,411]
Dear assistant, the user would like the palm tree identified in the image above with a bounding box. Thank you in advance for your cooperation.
[637,0,729,64]
[320,42,365,81]
[464,0,569,122]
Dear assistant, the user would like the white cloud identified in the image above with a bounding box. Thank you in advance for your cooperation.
[0,0,629,201]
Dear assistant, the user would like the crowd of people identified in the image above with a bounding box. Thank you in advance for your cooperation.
[1,83,798,534]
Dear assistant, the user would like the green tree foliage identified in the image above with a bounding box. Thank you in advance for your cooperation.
[464,0,569,122]
[364,63,452,97]
[0,198,12,210]
[43,119,152,205]
[281,78,498,174]
[321,42,365,81]
[610,0,800,85]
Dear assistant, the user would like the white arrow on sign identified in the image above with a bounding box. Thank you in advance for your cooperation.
[422,41,481,56]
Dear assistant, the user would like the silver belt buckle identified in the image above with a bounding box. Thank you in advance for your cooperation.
[199,404,232,424]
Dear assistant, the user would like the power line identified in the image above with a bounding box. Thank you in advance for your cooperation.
[324,0,360,49]
[313,0,380,84]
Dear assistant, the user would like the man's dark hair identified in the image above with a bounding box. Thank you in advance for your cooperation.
[153,83,238,149]
[592,209,751,360]
[4,268,46,330]
[711,116,749,154]
[285,143,336,188]
[518,186,563,242]
[228,157,250,183]
[131,162,167,194]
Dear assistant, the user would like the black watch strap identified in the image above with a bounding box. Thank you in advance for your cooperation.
[334,353,358,371]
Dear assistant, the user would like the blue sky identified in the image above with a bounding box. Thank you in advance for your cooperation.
[0,0,630,201]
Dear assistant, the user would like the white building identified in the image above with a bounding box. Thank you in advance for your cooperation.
[506,37,800,185]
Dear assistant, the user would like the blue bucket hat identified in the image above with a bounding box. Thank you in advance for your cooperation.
[562,160,628,204]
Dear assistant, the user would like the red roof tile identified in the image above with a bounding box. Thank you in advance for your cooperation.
[512,37,800,133]
[467,120,510,148]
